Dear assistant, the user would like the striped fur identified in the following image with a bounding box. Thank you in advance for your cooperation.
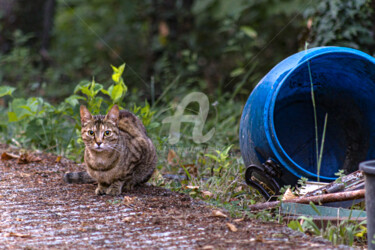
[63,105,157,196]
[63,171,96,184]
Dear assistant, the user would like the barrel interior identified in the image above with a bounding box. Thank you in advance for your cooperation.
[273,53,375,179]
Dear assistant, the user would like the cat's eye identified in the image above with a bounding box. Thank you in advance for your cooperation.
[88,130,94,136]
[104,130,111,136]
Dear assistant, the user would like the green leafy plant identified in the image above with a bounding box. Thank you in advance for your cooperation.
[205,145,233,177]
[1,91,79,156]
[74,64,128,113]
[0,63,156,159]
[288,202,367,246]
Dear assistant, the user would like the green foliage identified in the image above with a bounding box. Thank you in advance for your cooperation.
[334,169,346,184]
[0,31,45,97]
[159,145,263,218]
[49,0,310,101]
[297,176,308,186]
[0,64,156,159]
[205,145,233,176]
[0,86,16,97]
[288,202,367,246]
[305,0,373,53]
[1,92,79,156]
[132,101,159,129]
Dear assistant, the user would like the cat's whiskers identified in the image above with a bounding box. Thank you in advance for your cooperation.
[107,144,125,153]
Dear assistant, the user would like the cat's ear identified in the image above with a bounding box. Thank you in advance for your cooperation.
[80,105,93,126]
[105,105,119,124]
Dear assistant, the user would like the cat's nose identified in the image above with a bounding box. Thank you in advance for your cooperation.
[96,142,102,146]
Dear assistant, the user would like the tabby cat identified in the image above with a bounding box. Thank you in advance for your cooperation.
[64,105,157,196]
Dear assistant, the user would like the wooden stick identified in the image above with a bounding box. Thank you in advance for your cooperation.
[304,170,363,197]
[248,189,365,211]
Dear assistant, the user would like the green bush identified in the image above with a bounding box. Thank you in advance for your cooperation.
[0,64,157,159]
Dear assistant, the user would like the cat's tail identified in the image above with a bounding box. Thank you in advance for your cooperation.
[63,171,96,184]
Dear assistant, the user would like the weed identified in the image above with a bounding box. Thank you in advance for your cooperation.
[287,202,367,246]
[305,43,329,182]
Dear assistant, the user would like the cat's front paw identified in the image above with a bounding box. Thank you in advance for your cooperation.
[95,184,108,195]
[106,181,124,196]
[106,186,122,196]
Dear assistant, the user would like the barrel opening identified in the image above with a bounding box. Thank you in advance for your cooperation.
[272,53,375,179]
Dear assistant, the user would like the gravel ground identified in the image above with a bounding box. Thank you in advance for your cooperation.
[0,144,350,249]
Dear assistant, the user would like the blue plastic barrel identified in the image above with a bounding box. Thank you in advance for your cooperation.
[240,47,375,197]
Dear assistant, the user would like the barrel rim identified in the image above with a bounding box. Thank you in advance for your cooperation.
[265,46,375,181]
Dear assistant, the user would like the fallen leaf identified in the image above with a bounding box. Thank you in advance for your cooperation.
[149,169,165,185]
[28,154,42,162]
[17,154,29,164]
[17,154,42,164]
[256,235,264,242]
[282,188,297,201]
[186,185,199,190]
[16,218,23,222]
[55,156,62,163]
[20,172,31,178]
[123,196,135,205]
[1,152,19,161]
[201,190,213,199]
[201,246,215,250]
[233,218,244,223]
[4,232,31,238]
[122,217,132,223]
[226,223,238,232]
[167,149,180,166]
[211,210,227,218]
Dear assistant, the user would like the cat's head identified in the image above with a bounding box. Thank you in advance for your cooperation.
[80,105,120,152]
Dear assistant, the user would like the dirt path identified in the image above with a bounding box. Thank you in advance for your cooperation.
[0,145,347,249]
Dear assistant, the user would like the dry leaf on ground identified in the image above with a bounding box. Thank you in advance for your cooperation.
[17,154,42,164]
[211,210,227,218]
[1,152,19,161]
[4,232,31,238]
[150,169,165,185]
[186,185,199,190]
[167,149,180,166]
[233,218,244,223]
[55,156,62,163]
[282,188,297,201]
[123,196,136,205]
[201,190,213,199]
[226,223,238,232]
[122,217,132,223]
